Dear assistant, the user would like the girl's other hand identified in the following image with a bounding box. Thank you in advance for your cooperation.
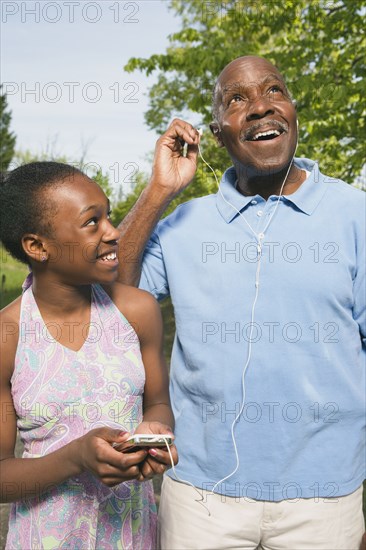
[74,427,148,487]
[139,443,179,481]
[134,421,178,481]
[134,420,173,437]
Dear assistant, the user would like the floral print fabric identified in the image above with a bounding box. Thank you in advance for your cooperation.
[6,284,156,549]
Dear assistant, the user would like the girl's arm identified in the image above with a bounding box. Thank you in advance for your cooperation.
[0,306,148,503]
[135,291,174,429]
[106,283,179,479]
[134,290,180,479]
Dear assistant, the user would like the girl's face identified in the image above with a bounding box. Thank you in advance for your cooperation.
[41,173,120,285]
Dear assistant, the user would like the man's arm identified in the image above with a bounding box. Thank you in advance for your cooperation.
[117,119,200,287]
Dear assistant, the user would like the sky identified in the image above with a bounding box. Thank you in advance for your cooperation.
[1,0,185,195]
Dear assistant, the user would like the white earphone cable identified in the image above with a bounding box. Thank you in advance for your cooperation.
[164,135,298,511]
[197,139,294,497]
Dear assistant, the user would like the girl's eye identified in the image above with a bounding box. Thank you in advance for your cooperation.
[86,217,98,226]
[107,210,112,219]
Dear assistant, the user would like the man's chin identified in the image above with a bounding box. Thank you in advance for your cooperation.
[234,158,294,180]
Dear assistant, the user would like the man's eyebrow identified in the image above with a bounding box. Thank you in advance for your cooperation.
[79,199,110,217]
[221,73,286,95]
[262,73,287,86]
[221,83,243,96]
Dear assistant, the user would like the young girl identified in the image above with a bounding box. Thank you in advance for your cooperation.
[0,162,178,549]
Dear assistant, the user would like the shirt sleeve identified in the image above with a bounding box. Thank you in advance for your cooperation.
[139,228,170,301]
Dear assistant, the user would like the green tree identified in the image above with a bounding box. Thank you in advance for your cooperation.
[0,86,17,171]
[13,148,69,166]
[111,171,148,225]
[110,159,222,221]
[125,0,365,185]
[13,149,113,198]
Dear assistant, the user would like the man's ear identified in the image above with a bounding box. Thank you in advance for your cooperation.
[21,234,48,263]
[209,123,225,148]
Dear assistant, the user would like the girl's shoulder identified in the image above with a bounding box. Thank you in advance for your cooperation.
[0,295,22,381]
[101,283,161,338]
[102,282,159,315]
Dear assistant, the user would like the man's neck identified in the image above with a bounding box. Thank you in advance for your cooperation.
[236,163,306,200]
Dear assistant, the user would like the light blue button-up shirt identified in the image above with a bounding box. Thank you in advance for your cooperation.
[140,158,366,501]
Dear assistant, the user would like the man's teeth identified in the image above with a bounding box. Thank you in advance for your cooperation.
[99,252,117,261]
[252,129,281,141]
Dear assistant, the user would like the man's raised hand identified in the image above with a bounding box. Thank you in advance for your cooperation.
[149,119,200,199]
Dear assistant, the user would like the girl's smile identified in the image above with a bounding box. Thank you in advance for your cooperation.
[40,173,120,285]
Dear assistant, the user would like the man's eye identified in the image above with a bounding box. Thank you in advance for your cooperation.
[228,95,244,105]
[268,85,283,94]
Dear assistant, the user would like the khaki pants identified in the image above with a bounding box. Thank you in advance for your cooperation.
[158,476,364,550]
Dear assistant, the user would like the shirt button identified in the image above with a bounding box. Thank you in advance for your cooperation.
[257,210,263,217]
[251,200,257,205]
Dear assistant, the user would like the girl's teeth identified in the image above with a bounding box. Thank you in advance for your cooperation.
[101,253,116,261]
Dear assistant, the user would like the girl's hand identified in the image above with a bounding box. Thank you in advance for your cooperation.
[134,421,178,481]
[134,420,173,437]
[140,443,179,481]
[75,427,148,487]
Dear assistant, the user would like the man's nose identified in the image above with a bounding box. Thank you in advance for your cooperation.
[246,95,275,121]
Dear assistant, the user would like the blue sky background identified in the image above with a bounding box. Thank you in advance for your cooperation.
[1,1,186,194]
[2,2,365,194]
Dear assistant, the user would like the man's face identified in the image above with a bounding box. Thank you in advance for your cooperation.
[210,57,298,178]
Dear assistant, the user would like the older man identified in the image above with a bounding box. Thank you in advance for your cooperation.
[118,56,365,549]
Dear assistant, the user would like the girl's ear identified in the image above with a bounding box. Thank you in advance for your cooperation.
[21,234,48,263]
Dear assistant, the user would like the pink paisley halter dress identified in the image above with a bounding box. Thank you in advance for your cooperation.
[6,281,157,549]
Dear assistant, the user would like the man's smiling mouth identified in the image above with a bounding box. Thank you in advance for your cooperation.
[241,120,287,142]
[251,129,282,141]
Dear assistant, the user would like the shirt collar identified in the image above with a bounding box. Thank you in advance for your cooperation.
[282,157,328,215]
[216,158,329,223]
[215,166,255,223]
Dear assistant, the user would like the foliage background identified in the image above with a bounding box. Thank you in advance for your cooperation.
[1,1,365,538]
[0,86,16,172]
[125,0,365,191]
